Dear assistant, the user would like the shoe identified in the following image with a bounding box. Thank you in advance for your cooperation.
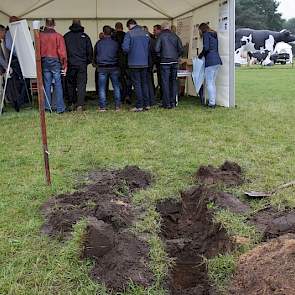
[144,106,151,111]
[13,101,20,112]
[115,107,121,112]
[99,108,107,112]
[130,107,143,112]
[208,104,216,109]
[76,106,84,112]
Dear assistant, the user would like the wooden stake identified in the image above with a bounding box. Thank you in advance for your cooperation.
[34,29,51,185]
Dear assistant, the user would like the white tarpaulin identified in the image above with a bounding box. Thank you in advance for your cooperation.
[192,57,205,93]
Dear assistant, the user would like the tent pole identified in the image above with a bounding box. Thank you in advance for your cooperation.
[34,28,51,185]
[228,0,236,107]
[135,0,172,19]
[0,10,10,18]
[20,0,56,18]
[173,0,217,19]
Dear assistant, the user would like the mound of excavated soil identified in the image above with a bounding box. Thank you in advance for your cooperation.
[41,166,154,292]
[157,186,234,295]
[196,161,244,187]
[229,234,295,295]
[41,166,152,237]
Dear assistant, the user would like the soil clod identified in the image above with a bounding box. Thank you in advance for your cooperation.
[196,161,244,187]
[41,166,154,291]
[249,207,295,240]
[157,186,234,294]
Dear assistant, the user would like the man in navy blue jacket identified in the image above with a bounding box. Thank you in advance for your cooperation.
[94,25,121,112]
[122,19,150,112]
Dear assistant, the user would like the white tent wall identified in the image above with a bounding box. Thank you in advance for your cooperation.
[173,0,235,107]
[0,11,9,25]
[28,18,167,91]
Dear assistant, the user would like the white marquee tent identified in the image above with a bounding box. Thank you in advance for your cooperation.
[0,0,235,107]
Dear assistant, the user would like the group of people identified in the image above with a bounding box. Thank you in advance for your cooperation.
[0,17,222,113]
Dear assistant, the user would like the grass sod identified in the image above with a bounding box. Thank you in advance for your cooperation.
[0,66,295,294]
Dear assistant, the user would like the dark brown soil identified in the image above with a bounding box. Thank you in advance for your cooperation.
[41,166,154,292]
[157,186,234,295]
[249,207,295,240]
[229,234,295,295]
[196,161,244,187]
[41,166,152,237]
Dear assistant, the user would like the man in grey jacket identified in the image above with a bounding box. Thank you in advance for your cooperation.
[155,22,183,109]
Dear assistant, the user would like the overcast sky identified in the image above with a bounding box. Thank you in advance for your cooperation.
[278,0,295,20]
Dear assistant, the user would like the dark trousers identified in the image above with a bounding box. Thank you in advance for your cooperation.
[130,68,149,109]
[147,67,155,106]
[160,63,178,108]
[67,65,87,106]
[6,58,26,111]
[155,62,163,101]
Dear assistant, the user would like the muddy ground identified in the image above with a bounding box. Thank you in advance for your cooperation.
[40,162,295,294]
[41,166,154,292]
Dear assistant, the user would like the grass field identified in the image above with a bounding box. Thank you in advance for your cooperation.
[1,66,295,295]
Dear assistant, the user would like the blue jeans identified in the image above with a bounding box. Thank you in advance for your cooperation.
[98,71,121,109]
[130,68,149,109]
[160,63,178,108]
[205,65,220,106]
[42,58,65,113]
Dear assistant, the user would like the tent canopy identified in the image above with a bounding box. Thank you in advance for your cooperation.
[0,0,215,20]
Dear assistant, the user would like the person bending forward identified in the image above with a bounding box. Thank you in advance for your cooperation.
[94,25,121,112]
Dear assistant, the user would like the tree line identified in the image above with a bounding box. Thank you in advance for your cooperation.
[236,0,295,33]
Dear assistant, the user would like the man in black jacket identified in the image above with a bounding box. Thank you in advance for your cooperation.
[64,19,93,111]
[155,22,183,109]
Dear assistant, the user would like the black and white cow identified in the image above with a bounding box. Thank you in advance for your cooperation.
[235,28,295,65]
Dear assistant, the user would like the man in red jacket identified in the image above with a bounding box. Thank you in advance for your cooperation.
[40,18,67,113]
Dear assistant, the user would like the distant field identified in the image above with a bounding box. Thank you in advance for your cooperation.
[0,66,295,294]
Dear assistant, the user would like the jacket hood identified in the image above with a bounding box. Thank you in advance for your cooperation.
[69,24,84,33]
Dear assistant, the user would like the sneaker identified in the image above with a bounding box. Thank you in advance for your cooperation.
[115,107,121,112]
[144,106,151,111]
[208,104,216,109]
[76,106,84,112]
[130,107,143,112]
[99,108,106,112]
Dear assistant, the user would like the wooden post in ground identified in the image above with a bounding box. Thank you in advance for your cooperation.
[34,28,51,185]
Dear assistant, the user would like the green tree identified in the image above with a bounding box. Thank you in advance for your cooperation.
[285,18,295,34]
[236,0,284,31]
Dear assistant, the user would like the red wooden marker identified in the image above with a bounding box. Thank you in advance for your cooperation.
[34,28,51,185]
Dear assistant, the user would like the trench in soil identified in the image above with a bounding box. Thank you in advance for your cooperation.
[157,186,234,295]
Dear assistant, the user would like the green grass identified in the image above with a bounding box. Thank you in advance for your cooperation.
[1,66,295,294]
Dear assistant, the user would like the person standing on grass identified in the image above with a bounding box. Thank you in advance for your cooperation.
[155,22,183,109]
[198,23,222,109]
[64,19,93,112]
[122,19,150,112]
[94,25,121,112]
[113,22,132,104]
[40,18,67,114]
[152,24,163,102]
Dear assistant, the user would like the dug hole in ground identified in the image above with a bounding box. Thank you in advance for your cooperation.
[40,163,295,294]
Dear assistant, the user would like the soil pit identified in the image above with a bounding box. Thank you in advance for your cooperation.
[41,166,154,291]
[196,161,244,187]
[229,234,295,295]
[157,186,234,295]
